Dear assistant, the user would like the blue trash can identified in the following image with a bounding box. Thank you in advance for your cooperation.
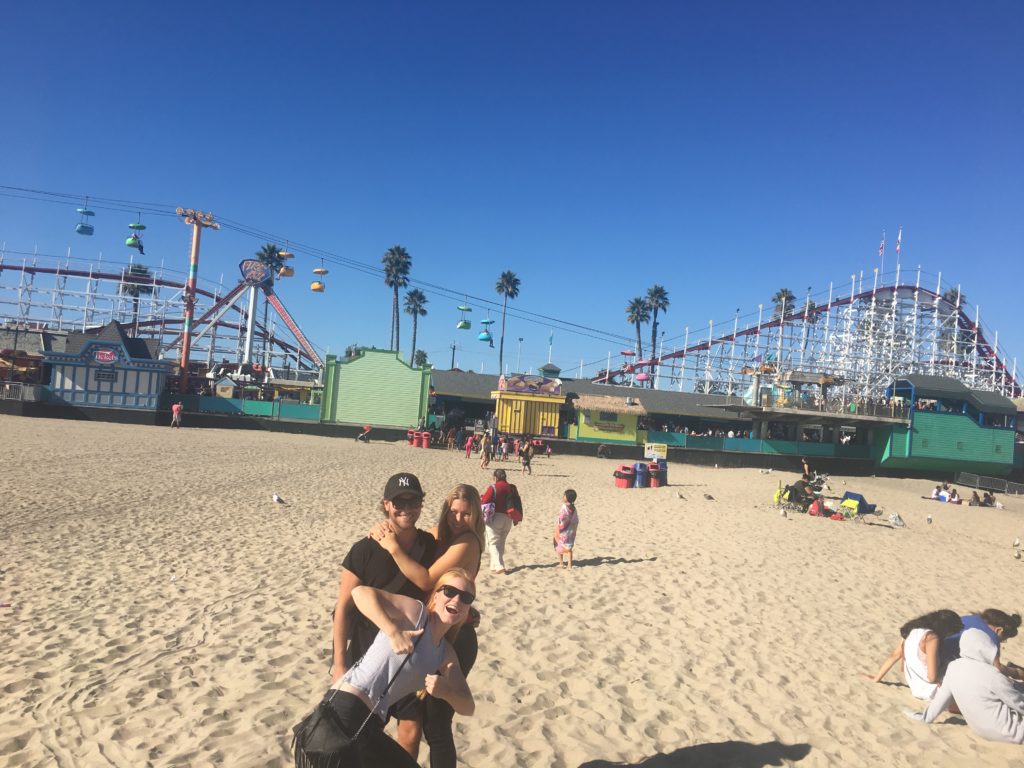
[657,458,668,486]
[633,461,649,489]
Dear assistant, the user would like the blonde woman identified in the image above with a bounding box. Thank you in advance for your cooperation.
[370,485,483,767]
[313,569,477,767]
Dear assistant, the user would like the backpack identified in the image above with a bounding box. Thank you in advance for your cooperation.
[506,484,524,526]
[481,484,497,524]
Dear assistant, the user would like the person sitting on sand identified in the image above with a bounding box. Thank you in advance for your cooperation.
[905,629,1024,744]
[867,610,964,700]
[369,484,484,767]
[331,473,438,756]
[304,570,476,766]
[941,608,1023,681]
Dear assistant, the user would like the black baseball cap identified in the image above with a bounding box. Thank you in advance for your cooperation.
[383,473,424,500]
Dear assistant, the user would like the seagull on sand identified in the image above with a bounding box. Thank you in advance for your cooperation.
[272,493,287,505]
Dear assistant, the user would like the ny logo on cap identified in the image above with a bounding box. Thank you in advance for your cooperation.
[399,476,410,487]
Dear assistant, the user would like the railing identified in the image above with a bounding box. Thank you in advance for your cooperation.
[757,394,909,420]
[0,382,42,402]
[646,431,872,459]
[955,472,1024,495]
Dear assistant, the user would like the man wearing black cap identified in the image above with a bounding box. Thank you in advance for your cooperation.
[330,472,437,754]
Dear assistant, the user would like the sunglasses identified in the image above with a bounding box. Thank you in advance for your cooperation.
[438,584,475,605]
[390,497,423,511]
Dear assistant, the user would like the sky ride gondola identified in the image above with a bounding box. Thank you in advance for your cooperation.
[125,218,146,254]
[310,259,328,292]
[75,199,95,236]
[456,301,472,330]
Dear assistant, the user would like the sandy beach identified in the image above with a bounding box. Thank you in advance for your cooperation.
[2,414,1023,767]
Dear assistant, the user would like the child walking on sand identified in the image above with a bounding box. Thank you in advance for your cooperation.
[553,489,579,569]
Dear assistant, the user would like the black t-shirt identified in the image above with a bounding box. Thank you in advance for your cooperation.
[341,530,437,663]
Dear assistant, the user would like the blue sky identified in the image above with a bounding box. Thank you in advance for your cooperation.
[2,2,1022,378]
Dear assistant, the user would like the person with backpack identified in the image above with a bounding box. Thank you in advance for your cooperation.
[480,469,515,574]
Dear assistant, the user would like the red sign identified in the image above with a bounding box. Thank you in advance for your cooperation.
[94,348,119,364]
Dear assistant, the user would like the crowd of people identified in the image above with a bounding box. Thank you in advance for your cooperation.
[926,482,1003,508]
[868,608,1024,744]
[296,467,581,765]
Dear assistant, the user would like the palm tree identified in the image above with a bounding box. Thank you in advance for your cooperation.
[771,288,796,319]
[404,289,428,365]
[626,297,650,360]
[496,271,521,374]
[383,246,412,351]
[646,285,669,387]
[119,263,154,336]
[413,349,429,368]
[255,243,286,362]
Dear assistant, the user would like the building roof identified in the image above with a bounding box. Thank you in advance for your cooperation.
[64,321,160,360]
[431,368,744,419]
[573,394,647,415]
[894,375,1017,416]
[0,326,68,355]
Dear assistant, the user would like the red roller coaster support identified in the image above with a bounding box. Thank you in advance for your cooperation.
[176,208,219,393]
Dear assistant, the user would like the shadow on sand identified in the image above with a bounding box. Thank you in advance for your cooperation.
[579,740,812,768]
[508,555,656,574]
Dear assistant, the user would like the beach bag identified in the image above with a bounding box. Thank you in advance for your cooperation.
[507,484,524,526]
[481,484,497,524]
[292,690,361,768]
[293,633,423,767]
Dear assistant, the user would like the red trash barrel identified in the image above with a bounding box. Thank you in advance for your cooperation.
[648,462,662,488]
[613,464,635,489]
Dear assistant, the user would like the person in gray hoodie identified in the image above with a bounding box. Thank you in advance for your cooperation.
[905,628,1024,744]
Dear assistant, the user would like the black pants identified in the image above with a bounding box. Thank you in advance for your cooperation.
[331,691,419,768]
[422,625,478,768]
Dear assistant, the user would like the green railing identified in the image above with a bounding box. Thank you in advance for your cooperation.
[646,431,871,459]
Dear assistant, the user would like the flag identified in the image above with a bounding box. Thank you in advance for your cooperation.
[896,227,902,257]
[878,231,885,259]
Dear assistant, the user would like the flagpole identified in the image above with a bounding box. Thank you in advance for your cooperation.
[879,230,885,286]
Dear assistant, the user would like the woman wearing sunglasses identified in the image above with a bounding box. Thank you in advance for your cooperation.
[326,568,477,767]
[369,484,484,767]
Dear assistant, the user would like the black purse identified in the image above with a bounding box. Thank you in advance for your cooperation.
[293,633,423,768]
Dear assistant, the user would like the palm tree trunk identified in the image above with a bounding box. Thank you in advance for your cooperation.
[394,288,401,353]
[410,317,418,366]
[649,310,659,389]
[498,295,508,374]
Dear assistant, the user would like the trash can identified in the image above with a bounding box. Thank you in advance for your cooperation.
[407,429,416,446]
[648,462,662,488]
[633,461,649,489]
[613,464,634,489]
[657,458,668,486]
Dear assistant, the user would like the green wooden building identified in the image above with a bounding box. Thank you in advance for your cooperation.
[320,349,431,428]
[879,375,1017,475]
